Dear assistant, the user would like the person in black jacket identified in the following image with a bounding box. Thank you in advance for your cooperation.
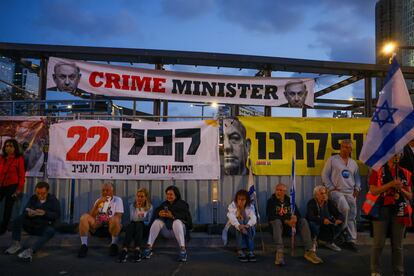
[306,185,344,251]
[142,185,192,262]
[4,181,60,262]
[400,139,414,231]
[266,183,322,266]
[399,140,414,183]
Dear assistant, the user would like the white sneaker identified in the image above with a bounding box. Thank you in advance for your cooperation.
[4,241,21,255]
[325,242,341,252]
[17,248,33,262]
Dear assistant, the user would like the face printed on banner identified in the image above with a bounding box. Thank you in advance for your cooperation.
[284,82,308,108]
[53,63,81,92]
[223,119,251,175]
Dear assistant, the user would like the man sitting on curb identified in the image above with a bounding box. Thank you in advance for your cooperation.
[4,181,60,262]
[306,185,344,252]
[266,183,323,266]
[77,183,124,258]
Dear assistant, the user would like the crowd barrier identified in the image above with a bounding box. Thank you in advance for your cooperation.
[0,175,368,226]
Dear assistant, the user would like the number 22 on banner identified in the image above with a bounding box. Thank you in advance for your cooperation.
[66,126,108,161]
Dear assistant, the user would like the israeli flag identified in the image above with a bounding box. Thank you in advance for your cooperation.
[359,57,414,170]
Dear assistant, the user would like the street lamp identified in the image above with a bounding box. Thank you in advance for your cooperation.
[382,42,397,55]
[382,41,414,63]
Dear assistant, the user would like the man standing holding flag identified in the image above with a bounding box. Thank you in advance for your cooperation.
[360,57,414,276]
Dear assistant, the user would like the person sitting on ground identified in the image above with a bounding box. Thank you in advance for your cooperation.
[266,183,323,266]
[4,181,60,262]
[77,183,124,258]
[142,185,192,262]
[118,188,153,263]
[306,185,344,252]
[227,189,257,263]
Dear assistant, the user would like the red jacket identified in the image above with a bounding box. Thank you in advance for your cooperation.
[0,155,25,192]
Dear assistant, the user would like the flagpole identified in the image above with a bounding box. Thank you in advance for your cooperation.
[290,155,296,257]
[248,157,266,253]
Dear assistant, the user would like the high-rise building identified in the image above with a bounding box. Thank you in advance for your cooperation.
[0,57,15,101]
[375,0,403,65]
[375,0,414,94]
[401,0,414,93]
[402,0,414,66]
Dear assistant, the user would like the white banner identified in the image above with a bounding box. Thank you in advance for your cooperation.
[47,57,314,107]
[47,120,220,180]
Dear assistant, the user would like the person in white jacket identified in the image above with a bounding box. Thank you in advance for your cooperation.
[227,189,257,262]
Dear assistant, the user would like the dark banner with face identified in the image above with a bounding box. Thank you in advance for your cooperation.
[0,117,48,177]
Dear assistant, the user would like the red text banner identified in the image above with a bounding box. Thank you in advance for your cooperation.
[47,120,220,180]
[47,57,314,107]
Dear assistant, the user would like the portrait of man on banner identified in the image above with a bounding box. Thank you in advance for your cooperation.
[223,118,251,175]
[283,81,309,108]
[48,60,87,97]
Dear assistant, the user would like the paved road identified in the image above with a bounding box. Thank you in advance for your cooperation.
[1,245,413,275]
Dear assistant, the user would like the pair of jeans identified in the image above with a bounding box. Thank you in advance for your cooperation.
[0,184,18,231]
[371,206,406,276]
[235,220,255,251]
[12,214,56,252]
[270,218,313,251]
[147,219,186,247]
[308,221,341,243]
[329,191,357,243]
[123,221,147,248]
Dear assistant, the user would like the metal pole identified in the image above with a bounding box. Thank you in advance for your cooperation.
[264,69,272,116]
[162,100,168,121]
[38,57,48,114]
[364,77,372,117]
[153,63,163,121]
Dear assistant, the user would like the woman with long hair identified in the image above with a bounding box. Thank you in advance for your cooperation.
[0,139,26,234]
[118,188,153,263]
[227,189,257,262]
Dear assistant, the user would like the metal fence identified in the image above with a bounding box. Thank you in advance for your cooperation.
[15,175,368,225]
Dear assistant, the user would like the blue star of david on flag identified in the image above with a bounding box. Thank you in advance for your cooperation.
[359,57,414,170]
[372,100,398,128]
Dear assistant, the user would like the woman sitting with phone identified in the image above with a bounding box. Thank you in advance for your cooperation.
[142,185,192,262]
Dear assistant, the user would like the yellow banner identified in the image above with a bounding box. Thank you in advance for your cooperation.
[239,117,370,175]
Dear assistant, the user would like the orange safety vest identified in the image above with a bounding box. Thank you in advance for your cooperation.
[362,191,379,216]
[363,167,413,220]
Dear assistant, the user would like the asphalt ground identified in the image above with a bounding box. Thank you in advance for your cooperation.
[1,244,413,276]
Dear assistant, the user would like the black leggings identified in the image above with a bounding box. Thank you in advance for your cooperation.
[0,184,18,231]
[123,221,148,248]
